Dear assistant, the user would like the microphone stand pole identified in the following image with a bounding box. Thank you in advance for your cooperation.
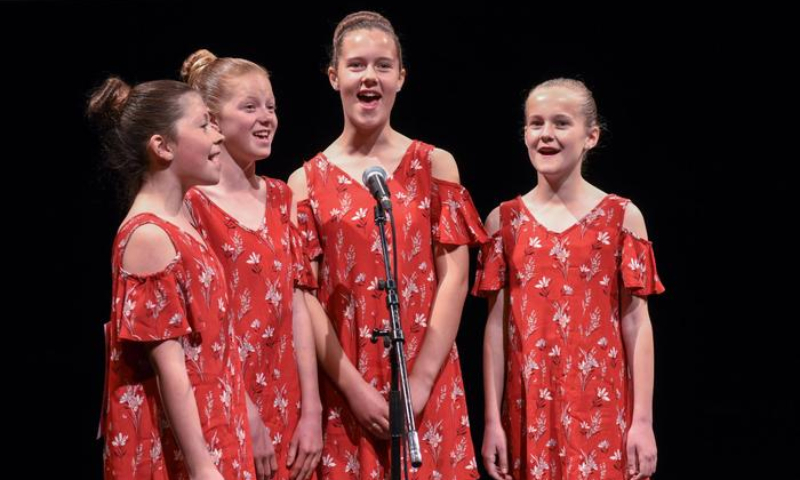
[370,202,423,480]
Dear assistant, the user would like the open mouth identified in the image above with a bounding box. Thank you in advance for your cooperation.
[538,147,560,155]
[357,91,382,106]
[254,130,271,141]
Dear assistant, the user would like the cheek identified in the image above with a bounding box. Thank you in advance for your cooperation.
[524,130,537,147]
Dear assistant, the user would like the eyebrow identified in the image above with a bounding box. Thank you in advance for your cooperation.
[528,113,575,120]
[239,95,274,104]
[345,56,396,62]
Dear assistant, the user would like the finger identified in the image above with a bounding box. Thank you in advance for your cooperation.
[638,453,657,478]
[287,435,298,468]
[264,456,274,480]
[482,452,501,480]
[255,456,266,480]
[498,444,509,477]
[291,447,309,480]
[297,449,315,480]
[270,451,279,476]
[626,443,638,480]
[304,452,320,480]
[379,415,390,434]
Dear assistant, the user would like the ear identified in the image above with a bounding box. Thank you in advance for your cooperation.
[584,125,600,151]
[397,67,407,92]
[328,66,339,91]
[148,134,174,162]
[209,112,221,132]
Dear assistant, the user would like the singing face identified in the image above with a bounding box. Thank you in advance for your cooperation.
[329,28,406,132]
[524,85,599,178]
[216,71,277,163]
[170,92,225,186]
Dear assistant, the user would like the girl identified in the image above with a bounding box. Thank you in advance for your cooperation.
[182,50,323,480]
[475,78,663,480]
[288,11,487,480]
[91,77,254,479]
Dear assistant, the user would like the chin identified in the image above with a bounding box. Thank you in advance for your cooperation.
[257,148,272,160]
[354,117,386,132]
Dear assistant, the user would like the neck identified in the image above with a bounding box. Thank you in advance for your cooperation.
[337,120,395,156]
[131,171,187,219]
[214,148,261,193]
[533,167,588,204]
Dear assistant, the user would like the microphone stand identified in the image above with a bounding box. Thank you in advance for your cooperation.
[370,202,423,480]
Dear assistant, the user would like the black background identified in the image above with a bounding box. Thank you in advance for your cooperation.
[7,1,794,478]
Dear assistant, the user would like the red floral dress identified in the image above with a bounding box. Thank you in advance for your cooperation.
[102,213,255,479]
[296,140,488,479]
[185,177,316,480]
[473,195,665,480]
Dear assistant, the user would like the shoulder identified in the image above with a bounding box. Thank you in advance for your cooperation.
[430,147,460,183]
[287,167,308,202]
[122,222,178,275]
[622,201,649,240]
[484,206,502,236]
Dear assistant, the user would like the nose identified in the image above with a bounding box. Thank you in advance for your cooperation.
[257,106,276,125]
[540,122,555,141]
[361,64,378,85]
[213,128,225,144]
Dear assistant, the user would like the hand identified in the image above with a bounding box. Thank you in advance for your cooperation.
[408,373,433,418]
[250,415,278,480]
[287,412,323,480]
[625,420,657,479]
[481,421,511,480]
[345,379,390,439]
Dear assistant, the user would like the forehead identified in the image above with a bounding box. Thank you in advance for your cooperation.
[526,86,585,116]
[226,71,272,98]
[341,28,397,57]
[179,91,207,117]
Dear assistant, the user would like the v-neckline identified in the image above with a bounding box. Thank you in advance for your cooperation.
[517,194,611,236]
[318,140,417,194]
[194,177,270,233]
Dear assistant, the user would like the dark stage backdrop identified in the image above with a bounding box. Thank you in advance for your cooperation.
[7,2,792,478]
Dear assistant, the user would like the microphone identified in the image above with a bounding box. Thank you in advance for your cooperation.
[362,166,392,210]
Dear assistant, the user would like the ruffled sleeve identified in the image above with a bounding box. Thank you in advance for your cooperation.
[113,261,205,341]
[471,231,507,296]
[289,221,318,289]
[296,199,323,261]
[620,229,665,296]
[431,178,490,246]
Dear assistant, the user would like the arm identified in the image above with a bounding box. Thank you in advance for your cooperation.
[479,208,512,480]
[287,290,323,480]
[287,168,390,440]
[150,341,223,480]
[406,148,468,416]
[245,393,277,480]
[123,224,222,480]
[620,202,657,480]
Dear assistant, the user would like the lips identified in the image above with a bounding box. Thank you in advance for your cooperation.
[538,147,560,154]
[253,130,271,140]
[357,91,382,105]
